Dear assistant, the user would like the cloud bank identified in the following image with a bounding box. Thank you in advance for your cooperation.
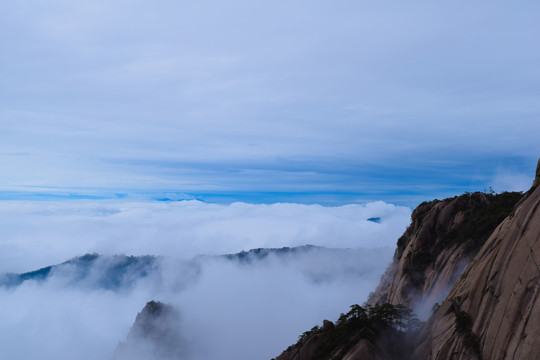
[0,200,410,359]
[0,200,410,273]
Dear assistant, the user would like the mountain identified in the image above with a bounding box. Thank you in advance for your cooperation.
[274,158,540,360]
[413,159,540,359]
[368,190,522,316]
[108,244,392,359]
[1,244,389,292]
[273,303,421,360]
[0,254,159,290]
[220,244,323,263]
[216,244,393,283]
[113,300,183,360]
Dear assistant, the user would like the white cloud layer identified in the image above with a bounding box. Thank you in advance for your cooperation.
[0,200,410,359]
[0,200,410,273]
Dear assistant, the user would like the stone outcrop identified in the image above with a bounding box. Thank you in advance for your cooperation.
[413,160,540,359]
[368,191,522,317]
[273,158,540,360]
[114,301,183,360]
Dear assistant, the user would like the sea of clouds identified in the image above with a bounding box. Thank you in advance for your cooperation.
[0,200,411,359]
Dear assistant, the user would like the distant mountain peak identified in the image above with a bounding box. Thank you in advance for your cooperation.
[0,254,159,290]
[114,301,183,360]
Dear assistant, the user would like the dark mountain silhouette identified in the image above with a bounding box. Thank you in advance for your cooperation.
[113,301,184,360]
[1,244,388,292]
[0,254,158,290]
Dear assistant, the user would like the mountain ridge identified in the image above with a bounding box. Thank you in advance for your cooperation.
[367,190,522,316]
[1,244,382,290]
[413,158,540,359]
[273,158,540,360]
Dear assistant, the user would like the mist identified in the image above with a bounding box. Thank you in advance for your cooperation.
[0,200,409,273]
[0,200,410,359]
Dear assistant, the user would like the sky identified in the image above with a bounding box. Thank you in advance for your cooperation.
[1,3,539,358]
[1,0,539,206]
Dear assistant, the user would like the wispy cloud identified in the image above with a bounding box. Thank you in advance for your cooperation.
[1,1,539,203]
[490,168,534,193]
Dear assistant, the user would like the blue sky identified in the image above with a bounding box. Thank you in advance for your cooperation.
[1,0,539,206]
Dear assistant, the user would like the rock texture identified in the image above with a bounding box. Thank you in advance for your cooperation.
[368,191,522,316]
[114,301,183,360]
[273,159,540,360]
[413,159,540,360]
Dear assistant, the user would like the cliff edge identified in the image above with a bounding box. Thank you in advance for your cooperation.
[368,191,522,317]
[273,159,539,360]
[413,159,540,359]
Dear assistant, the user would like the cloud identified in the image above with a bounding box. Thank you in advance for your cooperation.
[0,281,151,360]
[0,199,407,359]
[0,248,397,360]
[0,200,410,273]
[173,253,391,360]
[1,1,538,357]
[1,1,539,201]
[490,169,534,193]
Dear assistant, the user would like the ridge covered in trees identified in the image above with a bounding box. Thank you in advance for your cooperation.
[277,303,422,360]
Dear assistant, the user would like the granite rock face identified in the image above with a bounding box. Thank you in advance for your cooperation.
[368,191,521,318]
[413,160,540,360]
[274,159,540,360]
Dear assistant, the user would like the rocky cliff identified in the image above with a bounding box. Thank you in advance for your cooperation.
[368,191,522,317]
[273,159,539,360]
[114,301,183,360]
[413,159,540,360]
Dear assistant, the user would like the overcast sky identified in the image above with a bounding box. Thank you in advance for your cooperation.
[1,0,539,205]
[1,4,538,357]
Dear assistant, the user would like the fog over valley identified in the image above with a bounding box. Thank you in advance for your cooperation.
[0,200,410,359]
